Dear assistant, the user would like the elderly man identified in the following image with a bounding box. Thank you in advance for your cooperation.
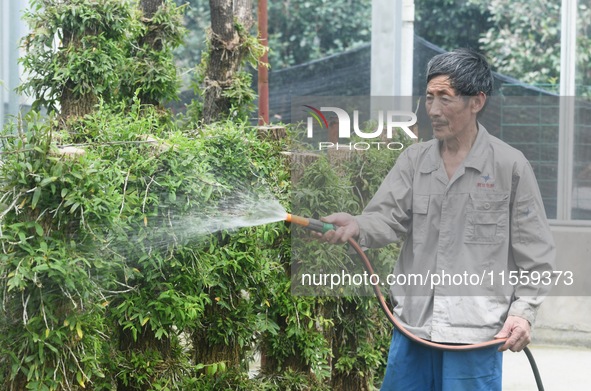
[322,48,555,390]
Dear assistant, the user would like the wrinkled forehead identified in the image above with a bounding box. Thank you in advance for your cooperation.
[426,75,458,96]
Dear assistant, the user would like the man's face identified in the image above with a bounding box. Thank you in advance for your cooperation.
[425,75,480,142]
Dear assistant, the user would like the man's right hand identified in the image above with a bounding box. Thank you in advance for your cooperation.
[320,213,360,244]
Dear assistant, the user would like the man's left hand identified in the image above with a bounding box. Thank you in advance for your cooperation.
[494,315,531,352]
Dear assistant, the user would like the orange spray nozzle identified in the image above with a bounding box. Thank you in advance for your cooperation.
[285,213,335,233]
[285,213,311,227]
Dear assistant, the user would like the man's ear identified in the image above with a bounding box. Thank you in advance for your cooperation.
[470,91,487,114]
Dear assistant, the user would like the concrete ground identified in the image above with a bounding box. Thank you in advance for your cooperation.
[502,344,591,390]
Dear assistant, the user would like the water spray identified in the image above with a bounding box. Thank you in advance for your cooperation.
[285,213,545,390]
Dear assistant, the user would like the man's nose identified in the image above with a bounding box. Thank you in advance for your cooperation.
[426,99,442,117]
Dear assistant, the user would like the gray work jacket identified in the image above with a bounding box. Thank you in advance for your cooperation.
[354,124,556,344]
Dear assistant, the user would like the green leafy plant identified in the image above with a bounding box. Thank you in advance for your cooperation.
[267,0,372,68]
[475,0,591,92]
[414,0,492,51]
[283,128,409,389]
[3,1,412,389]
[0,99,295,389]
[19,0,137,117]
[0,110,125,390]
[121,0,187,105]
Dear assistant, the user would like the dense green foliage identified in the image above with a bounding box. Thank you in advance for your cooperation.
[288,140,405,389]
[174,0,591,93]
[414,0,492,51]
[0,101,402,391]
[1,1,407,390]
[19,0,185,115]
[417,0,591,91]
[477,0,591,92]
[121,0,186,105]
[19,0,136,113]
[0,102,294,389]
[477,0,562,87]
[266,0,371,68]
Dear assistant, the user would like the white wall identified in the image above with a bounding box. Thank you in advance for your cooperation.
[534,225,591,347]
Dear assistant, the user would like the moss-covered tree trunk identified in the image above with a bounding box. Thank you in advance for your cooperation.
[259,261,313,376]
[330,300,372,391]
[60,80,98,119]
[117,326,172,391]
[139,0,164,51]
[192,302,241,366]
[59,28,98,120]
[202,0,254,124]
[191,293,242,374]
[137,0,164,106]
[114,3,174,390]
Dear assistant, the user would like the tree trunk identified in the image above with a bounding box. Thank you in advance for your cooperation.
[116,325,172,391]
[259,312,312,375]
[202,0,254,124]
[259,178,315,378]
[192,330,241,368]
[59,28,98,120]
[330,300,372,391]
[136,0,165,105]
[60,82,97,120]
[139,0,164,51]
[192,299,241,368]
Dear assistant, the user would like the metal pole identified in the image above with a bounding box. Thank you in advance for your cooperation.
[370,0,414,97]
[401,0,414,97]
[7,0,21,119]
[0,1,5,127]
[257,0,269,125]
[557,0,577,221]
[371,0,401,97]
[370,0,414,126]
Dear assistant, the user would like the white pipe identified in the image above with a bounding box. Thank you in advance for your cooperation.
[557,0,577,220]
[7,1,22,119]
[370,0,415,118]
[401,0,414,97]
[0,2,5,126]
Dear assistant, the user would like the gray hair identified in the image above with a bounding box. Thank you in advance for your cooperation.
[426,48,494,98]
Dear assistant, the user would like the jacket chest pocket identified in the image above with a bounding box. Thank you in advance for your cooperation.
[464,193,509,244]
[412,194,430,243]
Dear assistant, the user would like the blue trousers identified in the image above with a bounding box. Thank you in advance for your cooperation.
[380,330,503,391]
